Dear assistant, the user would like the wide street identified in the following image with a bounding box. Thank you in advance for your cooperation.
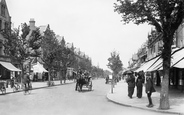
[0,79,177,115]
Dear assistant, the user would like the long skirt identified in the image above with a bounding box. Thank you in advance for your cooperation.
[136,85,143,98]
[128,87,134,98]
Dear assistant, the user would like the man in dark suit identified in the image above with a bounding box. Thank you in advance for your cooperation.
[145,72,156,107]
[126,72,135,98]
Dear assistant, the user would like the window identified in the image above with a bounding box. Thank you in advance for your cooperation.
[1,4,6,17]
[5,22,9,30]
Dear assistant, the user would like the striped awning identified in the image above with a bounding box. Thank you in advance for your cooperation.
[0,61,21,71]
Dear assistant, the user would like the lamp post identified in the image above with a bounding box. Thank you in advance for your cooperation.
[111,78,113,93]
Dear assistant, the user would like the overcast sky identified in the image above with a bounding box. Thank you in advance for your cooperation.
[6,0,152,70]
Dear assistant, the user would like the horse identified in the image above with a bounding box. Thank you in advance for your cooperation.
[75,73,92,92]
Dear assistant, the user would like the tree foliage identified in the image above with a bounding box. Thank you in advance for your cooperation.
[114,0,184,32]
[1,23,42,84]
[78,57,92,71]
[2,23,42,65]
[107,51,123,75]
[114,0,184,109]
[41,28,59,68]
[57,37,76,69]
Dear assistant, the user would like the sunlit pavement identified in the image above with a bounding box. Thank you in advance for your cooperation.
[106,80,184,115]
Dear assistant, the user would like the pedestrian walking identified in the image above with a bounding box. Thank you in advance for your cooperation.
[145,72,156,108]
[105,75,109,84]
[136,72,144,98]
[23,73,30,89]
[126,71,135,99]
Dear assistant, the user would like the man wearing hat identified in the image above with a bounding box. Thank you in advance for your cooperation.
[126,72,135,98]
[145,72,156,107]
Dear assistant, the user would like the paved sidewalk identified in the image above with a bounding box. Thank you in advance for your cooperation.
[1,80,74,95]
[106,80,184,114]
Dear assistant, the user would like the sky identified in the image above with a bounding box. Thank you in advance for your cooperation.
[6,0,152,70]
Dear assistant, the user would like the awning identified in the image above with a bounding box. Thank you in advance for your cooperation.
[146,48,184,71]
[146,58,162,72]
[135,63,146,72]
[135,56,160,72]
[0,61,21,71]
[173,58,184,68]
[32,62,48,73]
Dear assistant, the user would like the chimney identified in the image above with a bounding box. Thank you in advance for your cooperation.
[29,18,35,30]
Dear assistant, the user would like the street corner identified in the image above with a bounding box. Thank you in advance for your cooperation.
[106,86,183,115]
[106,91,132,107]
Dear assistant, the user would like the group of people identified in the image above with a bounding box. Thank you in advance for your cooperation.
[125,71,156,108]
[75,69,91,91]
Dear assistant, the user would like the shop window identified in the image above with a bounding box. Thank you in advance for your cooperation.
[179,70,183,85]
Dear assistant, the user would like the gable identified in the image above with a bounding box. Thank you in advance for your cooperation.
[39,25,49,35]
[0,0,11,20]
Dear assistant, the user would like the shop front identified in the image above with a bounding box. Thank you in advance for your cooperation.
[0,61,21,80]
[146,48,184,91]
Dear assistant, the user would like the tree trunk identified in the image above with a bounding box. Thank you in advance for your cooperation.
[159,30,173,109]
[48,68,51,86]
[21,63,24,89]
[160,60,170,109]
[59,70,62,84]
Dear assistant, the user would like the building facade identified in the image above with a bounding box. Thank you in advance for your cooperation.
[130,20,184,89]
[0,0,21,80]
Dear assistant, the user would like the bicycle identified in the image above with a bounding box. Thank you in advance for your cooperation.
[23,82,32,95]
[0,81,6,94]
[13,82,20,92]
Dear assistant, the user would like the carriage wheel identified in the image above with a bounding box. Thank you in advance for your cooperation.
[17,84,20,90]
[88,81,92,91]
[77,85,80,92]
[88,85,92,91]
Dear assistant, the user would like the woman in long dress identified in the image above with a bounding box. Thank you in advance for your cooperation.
[136,73,144,98]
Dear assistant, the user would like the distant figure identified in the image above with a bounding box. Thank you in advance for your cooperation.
[126,72,135,98]
[136,73,144,98]
[105,75,109,84]
[145,72,156,108]
[10,77,15,88]
[75,69,82,91]
[23,73,30,89]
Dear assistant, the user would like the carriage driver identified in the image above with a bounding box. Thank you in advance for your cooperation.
[75,69,82,91]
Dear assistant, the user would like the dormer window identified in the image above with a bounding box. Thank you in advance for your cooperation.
[1,4,6,17]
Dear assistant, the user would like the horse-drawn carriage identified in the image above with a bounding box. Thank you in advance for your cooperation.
[75,71,92,92]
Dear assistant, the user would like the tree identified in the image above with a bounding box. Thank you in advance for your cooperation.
[107,51,123,75]
[41,28,59,85]
[114,0,184,109]
[91,66,104,78]
[2,23,42,82]
[78,56,92,72]
[55,41,76,83]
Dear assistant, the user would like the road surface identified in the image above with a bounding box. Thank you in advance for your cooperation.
[0,79,177,115]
